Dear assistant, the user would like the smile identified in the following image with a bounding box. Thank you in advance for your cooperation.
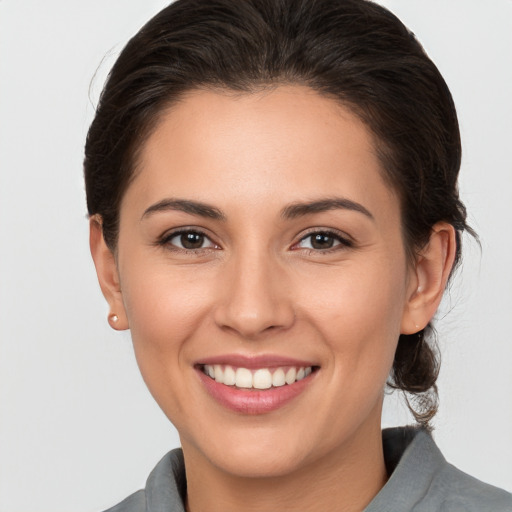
[196,358,319,414]
[202,364,313,389]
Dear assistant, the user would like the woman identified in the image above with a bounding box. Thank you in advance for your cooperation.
[84,0,512,510]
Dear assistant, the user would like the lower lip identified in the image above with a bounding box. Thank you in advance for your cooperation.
[196,369,316,414]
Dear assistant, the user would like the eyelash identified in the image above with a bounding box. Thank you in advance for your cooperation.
[157,228,354,255]
[158,228,219,254]
[292,229,354,254]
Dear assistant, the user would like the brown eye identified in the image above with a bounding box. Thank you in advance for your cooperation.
[181,232,205,249]
[166,230,216,250]
[310,233,336,249]
[295,231,352,251]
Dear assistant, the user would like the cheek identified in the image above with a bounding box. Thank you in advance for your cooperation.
[119,260,215,368]
[118,266,217,426]
[297,256,407,370]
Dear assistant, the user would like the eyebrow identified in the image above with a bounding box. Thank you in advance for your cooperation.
[140,196,374,222]
[141,198,226,221]
[281,197,374,221]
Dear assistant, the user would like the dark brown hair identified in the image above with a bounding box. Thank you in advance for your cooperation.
[84,0,473,426]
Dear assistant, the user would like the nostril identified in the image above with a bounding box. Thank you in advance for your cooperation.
[212,270,296,337]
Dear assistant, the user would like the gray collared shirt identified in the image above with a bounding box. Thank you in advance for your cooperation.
[104,427,512,511]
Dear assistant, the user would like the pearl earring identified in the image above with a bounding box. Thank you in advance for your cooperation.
[109,313,119,324]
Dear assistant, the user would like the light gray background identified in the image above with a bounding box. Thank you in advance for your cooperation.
[0,1,511,510]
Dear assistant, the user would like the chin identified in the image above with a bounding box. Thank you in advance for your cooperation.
[182,419,331,480]
[210,445,312,479]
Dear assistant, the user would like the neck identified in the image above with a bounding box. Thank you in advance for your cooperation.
[183,419,387,512]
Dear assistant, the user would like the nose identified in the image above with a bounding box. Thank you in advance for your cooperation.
[213,249,296,339]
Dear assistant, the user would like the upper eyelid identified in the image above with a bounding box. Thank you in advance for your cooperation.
[160,226,212,240]
[290,230,355,253]
[295,227,353,243]
[159,227,219,248]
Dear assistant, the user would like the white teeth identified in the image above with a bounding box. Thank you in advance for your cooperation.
[223,365,236,386]
[203,364,313,388]
[235,367,253,388]
[272,368,286,387]
[285,367,297,385]
[253,369,272,389]
[214,364,223,383]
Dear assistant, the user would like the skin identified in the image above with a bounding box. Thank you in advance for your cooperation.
[90,85,456,512]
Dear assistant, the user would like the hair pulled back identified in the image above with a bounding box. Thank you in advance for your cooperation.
[84,0,472,426]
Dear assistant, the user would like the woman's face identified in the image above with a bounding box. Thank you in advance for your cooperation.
[113,85,417,477]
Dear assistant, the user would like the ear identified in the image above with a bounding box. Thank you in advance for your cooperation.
[89,215,129,330]
[401,222,457,335]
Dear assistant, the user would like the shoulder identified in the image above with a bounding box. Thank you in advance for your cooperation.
[429,462,512,512]
[103,490,146,512]
[366,426,512,512]
[101,448,187,512]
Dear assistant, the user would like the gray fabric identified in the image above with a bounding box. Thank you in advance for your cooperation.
[366,427,512,511]
[103,427,512,511]
[105,450,186,512]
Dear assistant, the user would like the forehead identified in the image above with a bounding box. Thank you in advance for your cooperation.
[124,85,397,220]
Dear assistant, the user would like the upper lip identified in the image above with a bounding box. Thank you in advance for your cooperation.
[195,354,318,369]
